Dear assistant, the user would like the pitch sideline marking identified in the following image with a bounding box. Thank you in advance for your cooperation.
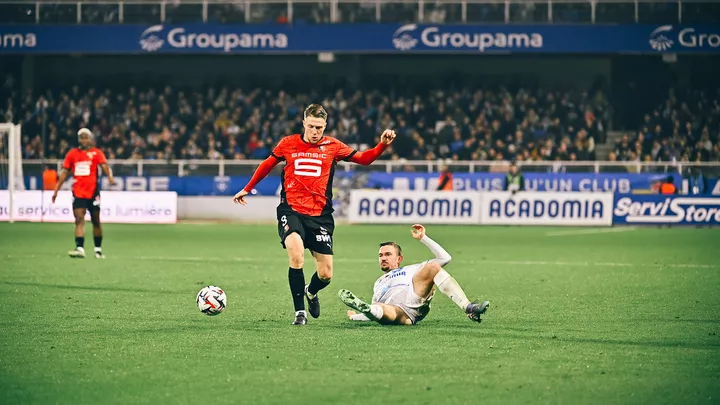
[545,227,638,237]
[4,254,715,269]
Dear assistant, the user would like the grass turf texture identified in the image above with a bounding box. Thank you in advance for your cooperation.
[0,223,718,405]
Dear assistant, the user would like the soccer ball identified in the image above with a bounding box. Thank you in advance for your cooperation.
[196,285,227,316]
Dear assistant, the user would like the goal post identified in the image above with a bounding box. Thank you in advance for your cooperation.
[0,122,25,223]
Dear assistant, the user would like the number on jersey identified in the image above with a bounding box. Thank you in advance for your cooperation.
[294,158,322,177]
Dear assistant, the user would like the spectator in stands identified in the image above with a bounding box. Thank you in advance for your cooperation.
[0,79,636,165]
[503,161,525,194]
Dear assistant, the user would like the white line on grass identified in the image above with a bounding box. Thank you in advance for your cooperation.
[545,227,637,237]
[4,255,717,269]
[88,255,720,269]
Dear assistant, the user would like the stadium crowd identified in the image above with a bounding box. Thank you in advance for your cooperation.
[611,88,720,164]
[1,1,719,25]
[1,76,611,163]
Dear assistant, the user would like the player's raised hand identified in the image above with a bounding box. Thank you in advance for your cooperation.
[380,129,396,145]
[233,189,249,205]
[411,224,426,240]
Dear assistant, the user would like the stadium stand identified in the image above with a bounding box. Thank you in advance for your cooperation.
[1,77,612,163]
[1,1,720,25]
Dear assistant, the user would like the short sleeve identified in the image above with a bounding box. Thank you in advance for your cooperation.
[62,151,74,170]
[270,137,288,161]
[95,149,108,165]
[335,140,357,162]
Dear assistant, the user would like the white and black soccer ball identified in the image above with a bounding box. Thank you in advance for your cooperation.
[196,285,227,316]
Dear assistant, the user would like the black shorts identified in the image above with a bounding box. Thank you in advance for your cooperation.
[72,194,101,212]
[277,208,335,255]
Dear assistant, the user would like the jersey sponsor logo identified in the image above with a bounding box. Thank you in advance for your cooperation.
[315,234,331,242]
[74,161,92,177]
[388,270,406,279]
[291,152,327,159]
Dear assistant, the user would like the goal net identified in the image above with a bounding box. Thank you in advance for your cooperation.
[0,123,25,223]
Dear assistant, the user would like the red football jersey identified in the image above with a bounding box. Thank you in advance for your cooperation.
[62,147,107,199]
[271,134,356,216]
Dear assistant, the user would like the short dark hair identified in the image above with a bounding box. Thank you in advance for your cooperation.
[379,241,402,256]
[304,104,327,121]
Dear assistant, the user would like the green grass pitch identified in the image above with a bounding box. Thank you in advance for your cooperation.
[0,222,718,405]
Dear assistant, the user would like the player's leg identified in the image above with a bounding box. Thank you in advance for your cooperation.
[279,212,309,325]
[412,261,490,323]
[338,289,413,325]
[68,198,87,258]
[304,251,331,318]
[303,216,335,318]
[89,202,104,259]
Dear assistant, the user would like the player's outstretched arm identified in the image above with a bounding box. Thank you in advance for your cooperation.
[347,129,396,166]
[51,169,71,203]
[411,224,452,267]
[233,155,280,205]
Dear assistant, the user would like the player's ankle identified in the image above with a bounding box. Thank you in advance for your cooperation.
[304,285,316,299]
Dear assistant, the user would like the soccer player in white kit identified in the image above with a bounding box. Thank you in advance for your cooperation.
[338,224,490,325]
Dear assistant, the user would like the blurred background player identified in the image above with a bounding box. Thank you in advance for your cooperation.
[436,164,453,191]
[659,175,677,195]
[233,104,396,325]
[504,161,525,195]
[339,224,489,325]
[52,128,116,258]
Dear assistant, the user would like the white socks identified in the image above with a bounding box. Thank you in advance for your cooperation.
[369,305,384,320]
[433,269,471,311]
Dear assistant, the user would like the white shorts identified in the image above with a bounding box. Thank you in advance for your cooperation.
[382,285,433,324]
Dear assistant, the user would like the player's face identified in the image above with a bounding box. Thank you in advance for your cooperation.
[78,134,91,149]
[378,245,402,272]
[303,117,327,144]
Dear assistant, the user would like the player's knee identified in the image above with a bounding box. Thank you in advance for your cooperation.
[424,261,443,276]
[74,216,84,225]
[288,252,304,268]
[91,216,101,227]
[317,263,333,280]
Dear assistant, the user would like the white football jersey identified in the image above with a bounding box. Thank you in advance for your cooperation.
[372,261,429,304]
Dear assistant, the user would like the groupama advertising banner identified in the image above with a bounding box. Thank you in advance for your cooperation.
[1,24,719,54]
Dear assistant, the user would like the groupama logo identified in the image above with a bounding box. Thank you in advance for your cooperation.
[649,25,720,51]
[391,24,542,52]
[139,25,288,52]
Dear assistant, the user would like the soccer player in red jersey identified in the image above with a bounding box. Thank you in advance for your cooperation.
[52,128,116,259]
[233,104,396,325]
